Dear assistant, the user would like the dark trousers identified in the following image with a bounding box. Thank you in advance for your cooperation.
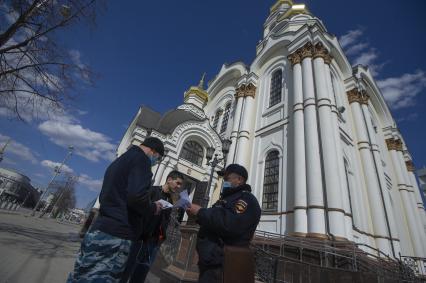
[120,240,159,283]
[198,265,223,283]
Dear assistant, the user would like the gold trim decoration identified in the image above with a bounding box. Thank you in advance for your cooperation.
[306,232,329,240]
[346,89,362,104]
[360,93,370,105]
[406,160,415,172]
[278,3,310,20]
[270,0,294,13]
[313,42,329,60]
[298,42,314,60]
[184,86,208,102]
[235,83,257,98]
[287,52,301,66]
[385,138,395,151]
[288,232,307,238]
[324,54,332,65]
[394,139,403,151]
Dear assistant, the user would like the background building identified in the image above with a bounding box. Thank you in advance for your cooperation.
[117,0,426,264]
[0,167,40,209]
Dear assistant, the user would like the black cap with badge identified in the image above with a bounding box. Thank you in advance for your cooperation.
[217,164,248,181]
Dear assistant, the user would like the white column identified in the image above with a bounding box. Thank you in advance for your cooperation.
[227,93,244,165]
[393,144,426,256]
[287,53,307,236]
[154,158,169,185]
[387,145,425,257]
[312,45,346,240]
[406,164,426,229]
[361,104,400,257]
[402,161,426,254]
[300,43,326,237]
[323,61,353,241]
[347,89,391,255]
[235,84,256,169]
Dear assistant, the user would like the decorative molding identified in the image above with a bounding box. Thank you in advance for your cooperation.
[171,121,222,151]
[406,160,415,172]
[184,86,208,102]
[177,104,206,119]
[385,138,404,151]
[312,42,328,60]
[235,83,257,98]
[323,54,332,65]
[346,88,368,104]
[298,42,314,60]
[287,52,301,66]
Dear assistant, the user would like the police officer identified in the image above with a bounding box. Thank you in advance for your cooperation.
[186,164,261,283]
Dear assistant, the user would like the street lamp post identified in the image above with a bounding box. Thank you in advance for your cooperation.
[31,146,74,216]
[203,139,232,208]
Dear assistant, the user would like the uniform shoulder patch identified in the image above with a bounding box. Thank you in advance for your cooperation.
[234,199,248,214]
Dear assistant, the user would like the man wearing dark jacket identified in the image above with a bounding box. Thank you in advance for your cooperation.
[67,137,164,283]
[187,164,261,283]
[121,170,184,283]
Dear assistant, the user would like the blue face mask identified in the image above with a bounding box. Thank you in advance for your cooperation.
[222,181,232,191]
[149,155,158,166]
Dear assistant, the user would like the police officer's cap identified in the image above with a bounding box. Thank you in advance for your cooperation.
[142,137,165,156]
[218,164,248,180]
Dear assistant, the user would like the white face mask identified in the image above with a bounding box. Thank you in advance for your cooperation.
[149,155,158,166]
[222,181,232,191]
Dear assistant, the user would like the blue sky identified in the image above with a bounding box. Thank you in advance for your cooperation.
[1,0,425,208]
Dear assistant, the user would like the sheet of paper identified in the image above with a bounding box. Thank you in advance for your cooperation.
[157,199,173,209]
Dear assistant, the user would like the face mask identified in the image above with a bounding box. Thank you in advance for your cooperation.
[222,181,232,191]
[149,155,158,166]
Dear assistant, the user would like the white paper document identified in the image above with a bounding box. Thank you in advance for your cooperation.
[158,199,173,209]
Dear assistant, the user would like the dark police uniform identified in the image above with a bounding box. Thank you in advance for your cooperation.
[196,183,261,283]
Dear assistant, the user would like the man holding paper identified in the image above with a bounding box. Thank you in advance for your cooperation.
[121,170,189,283]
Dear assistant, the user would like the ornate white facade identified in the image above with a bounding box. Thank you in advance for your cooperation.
[118,0,426,260]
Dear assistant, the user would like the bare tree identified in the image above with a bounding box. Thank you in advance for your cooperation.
[0,0,103,120]
[49,173,77,217]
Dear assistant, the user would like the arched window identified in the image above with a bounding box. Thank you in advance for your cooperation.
[179,140,204,166]
[220,103,231,134]
[212,110,221,131]
[269,69,282,107]
[262,150,280,210]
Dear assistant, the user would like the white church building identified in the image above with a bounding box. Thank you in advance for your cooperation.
[116,0,426,261]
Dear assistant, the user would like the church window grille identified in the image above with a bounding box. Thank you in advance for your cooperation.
[212,110,221,131]
[179,141,204,166]
[269,69,282,107]
[262,150,279,210]
[220,103,231,134]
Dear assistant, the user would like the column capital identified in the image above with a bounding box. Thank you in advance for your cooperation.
[235,86,246,98]
[394,139,403,151]
[312,42,329,60]
[360,93,370,105]
[298,42,314,60]
[406,160,415,172]
[347,88,369,105]
[385,138,397,151]
[235,83,257,98]
[287,52,301,66]
[347,89,362,104]
[324,54,332,65]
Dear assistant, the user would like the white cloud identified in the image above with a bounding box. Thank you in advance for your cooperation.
[38,120,116,162]
[340,28,425,109]
[339,29,363,49]
[377,70,426,109]
[0,133,38,164]
[41,159,74,174]
[78,174,103,192]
